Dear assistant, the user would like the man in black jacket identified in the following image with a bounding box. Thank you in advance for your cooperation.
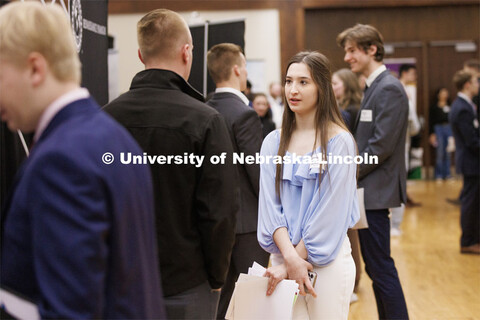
[206,43,270,319]
[104,9,237,319]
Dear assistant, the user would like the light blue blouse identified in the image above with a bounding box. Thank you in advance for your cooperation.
[257,130,360,266]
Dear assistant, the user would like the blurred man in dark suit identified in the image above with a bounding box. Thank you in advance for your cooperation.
[0,2,165,318]
[206,43,269,319]
[449,69,480,255]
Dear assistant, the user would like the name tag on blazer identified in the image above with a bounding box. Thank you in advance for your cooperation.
[360,109,373,122]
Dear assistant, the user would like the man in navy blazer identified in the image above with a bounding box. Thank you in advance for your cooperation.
[337,24,409,319]
[0,3,165,318]
[206,43,269,319]
[449,70,480,255]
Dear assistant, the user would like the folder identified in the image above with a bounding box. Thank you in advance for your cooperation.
[353,187,369,229]
[226,263,299,320]
[0,288,40,320]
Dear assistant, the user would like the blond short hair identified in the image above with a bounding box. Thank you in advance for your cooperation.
[0,1,81,84]
[207,43,243,84]
[137,9,190,62]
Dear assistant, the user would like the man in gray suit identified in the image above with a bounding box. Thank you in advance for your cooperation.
[206,43,270,319]
[337,24,409,319]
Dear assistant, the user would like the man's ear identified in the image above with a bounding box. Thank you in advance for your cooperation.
[181,44,190,64]
[368,45,378,58]
[138,49,145,64]
[27,52,47,87]
[233,65,240,77]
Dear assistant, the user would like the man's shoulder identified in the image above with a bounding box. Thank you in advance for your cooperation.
[452,96,469,107]
[42,106,139,157]
[450,97,473,119]
[105,86,219,121]
[208,92,252,116]
[377,72,403,90]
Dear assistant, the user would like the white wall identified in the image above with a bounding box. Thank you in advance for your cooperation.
[108,9,281,98]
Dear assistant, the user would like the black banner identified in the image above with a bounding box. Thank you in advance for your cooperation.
[189,20,245,96]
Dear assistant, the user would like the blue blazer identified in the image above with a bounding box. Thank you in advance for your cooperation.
[449,96,480,177]
[1,98,166,319]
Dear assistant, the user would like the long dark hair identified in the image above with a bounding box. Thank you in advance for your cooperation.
[275,51,348,197]
[333,68,362,110]
[431,87,450,107]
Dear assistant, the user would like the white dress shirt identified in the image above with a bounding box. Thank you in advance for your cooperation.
[215,87,250,106]
[365,65,387,88]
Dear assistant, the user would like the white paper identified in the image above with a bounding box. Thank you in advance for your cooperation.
[0,288,40,320]
[248,262,267,277]
[353,188,369,229]
[226,262,299,320]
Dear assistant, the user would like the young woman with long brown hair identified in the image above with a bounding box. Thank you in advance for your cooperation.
[332,68,362,132]
[257,51,359,319]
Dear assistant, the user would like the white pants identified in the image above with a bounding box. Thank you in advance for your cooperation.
[390,204,406,230]
[271,237,355,320]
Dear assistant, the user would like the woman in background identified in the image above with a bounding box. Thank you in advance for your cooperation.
[332,68,362,132]
[258,51,359,319]
[252,93,276,139]
[332,68,363,302]
[429,87,453,180]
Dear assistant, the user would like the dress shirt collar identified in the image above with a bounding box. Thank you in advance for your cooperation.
[34,87,89,142]
[215,87,250,106]
[458,92,477,111]
[365,65,387,88]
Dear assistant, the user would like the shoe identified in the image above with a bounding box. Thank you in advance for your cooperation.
[406,202,422,208]
[461,244,480,254]
[446,198,461,206]
[391,228,402,237]
[350,292,359,304]
[406,197,421,207]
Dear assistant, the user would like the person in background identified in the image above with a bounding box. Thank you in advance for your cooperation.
[104,9,237,319]
[258,51,359,319]
[244,79,254,103]
[332,68,362,132]
[331,68,363,303]
[206,43,269,319]
[390,64,422,236]
[429,87,453,180]
[337,23,409,319]
[463,59,480,111]
[446,60,480,206]
[449,69,480,255]
[0,2,165,318]
[268,81,284,128]
[252,93,276,138]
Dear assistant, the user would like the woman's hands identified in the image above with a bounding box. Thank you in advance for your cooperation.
[264,263,288,296]
[284,253,317,297]
[267,227,317,297]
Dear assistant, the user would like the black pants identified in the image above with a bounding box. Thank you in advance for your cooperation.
[460,175,480,247]
[217,232,270,319]
[164,281,220,320]
[359,209,409,320]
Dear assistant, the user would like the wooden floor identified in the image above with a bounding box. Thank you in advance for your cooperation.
[349,179,480,320]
